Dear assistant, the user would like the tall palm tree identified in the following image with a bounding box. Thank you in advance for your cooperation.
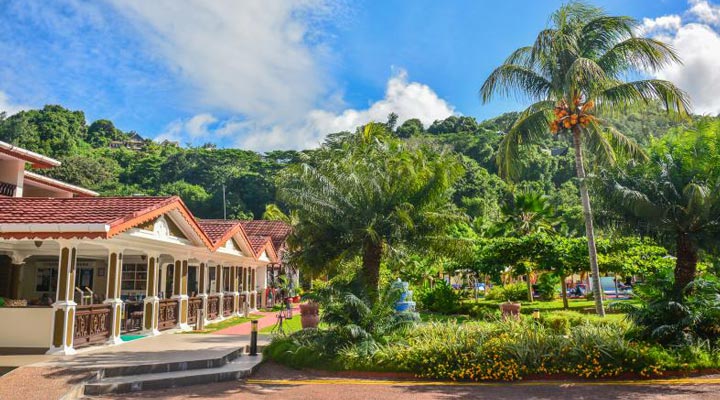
[278,123,466,301]
[612,120,720,297]
[480,2,690,316]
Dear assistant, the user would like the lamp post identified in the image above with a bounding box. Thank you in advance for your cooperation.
[250,320,258,356]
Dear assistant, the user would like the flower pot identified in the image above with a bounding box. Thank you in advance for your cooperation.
[499,301,521,320]
[301,313,320,329]
[299,302,319,315]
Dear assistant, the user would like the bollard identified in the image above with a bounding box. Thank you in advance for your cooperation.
[250,320,258,356]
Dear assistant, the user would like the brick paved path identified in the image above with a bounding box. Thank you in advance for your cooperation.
[213,307,299,335]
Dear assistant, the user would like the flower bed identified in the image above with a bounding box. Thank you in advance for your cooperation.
[265,317,720,381]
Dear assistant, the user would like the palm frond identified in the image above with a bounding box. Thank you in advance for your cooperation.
[496,102,554,180]
[597,79,691,115]
[480,64,551,103]
[598,37,681,76]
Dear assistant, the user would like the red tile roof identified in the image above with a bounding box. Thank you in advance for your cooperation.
[0,196,212,247]
[247,235,278,261]
[197,219,240,244]
[239,220,291,250]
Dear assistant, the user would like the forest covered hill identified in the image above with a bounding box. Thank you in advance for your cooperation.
[0,104,695,227]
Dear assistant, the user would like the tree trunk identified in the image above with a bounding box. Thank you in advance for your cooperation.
[561,275,569,310]
[526,274,534,303]
[362,240,383,302]
[572,129,605,317]
[673,233,698,297]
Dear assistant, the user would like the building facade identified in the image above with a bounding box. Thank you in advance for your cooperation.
[0,141,291,355]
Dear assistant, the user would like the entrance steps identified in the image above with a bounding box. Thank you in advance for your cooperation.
[82,345,263,396]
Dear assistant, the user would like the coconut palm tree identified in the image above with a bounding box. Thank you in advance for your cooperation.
[278,123,466,301]
[480,2,690,316]
[611,119,720,297]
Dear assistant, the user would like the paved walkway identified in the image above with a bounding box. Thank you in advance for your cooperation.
[90,362,720,400]
[0,333,263,400]
[213,307,299,335]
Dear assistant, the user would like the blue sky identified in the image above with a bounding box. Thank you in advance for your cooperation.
[1,0,718,151]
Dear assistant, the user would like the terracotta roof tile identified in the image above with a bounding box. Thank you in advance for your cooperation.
[197,219,241,244]
[0,196,212,248]
[0,196,176,225]
[239,220,291,250]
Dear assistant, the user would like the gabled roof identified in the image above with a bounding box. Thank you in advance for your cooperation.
[0,140,60,169]
[0,196,212,247]
[247,235,278,262]
[197,219,253,254]
[239,220,291,250]
[23,171,99,197]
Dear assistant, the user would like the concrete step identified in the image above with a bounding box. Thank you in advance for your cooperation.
[99,347,247,378]
[83,356,262,395]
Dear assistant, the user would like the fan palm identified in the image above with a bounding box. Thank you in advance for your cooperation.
[499,191,556,236]
[278,123,466,301]
[611,119,720,297]
[480,2,690,315]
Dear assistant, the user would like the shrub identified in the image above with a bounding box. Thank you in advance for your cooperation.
[535,274,559,301]
[486,282,528,302]
[618,276,720,346]
[416,281,460,314]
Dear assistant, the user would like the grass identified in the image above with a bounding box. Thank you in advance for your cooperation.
[182,314,262,334]
[464,297,639,314]
[260,315,303,334]
[420,312,468,323]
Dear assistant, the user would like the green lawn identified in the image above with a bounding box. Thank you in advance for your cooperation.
[182,314,262,334]
[260,315,303,334]
[464,298,638,314]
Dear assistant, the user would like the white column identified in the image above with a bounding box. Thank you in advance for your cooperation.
[142,253,160,336]
[215,264,225,320]
[104,249,124,345]
[199,262,209,325]
[47,240,78,355]
[171,258,190,330]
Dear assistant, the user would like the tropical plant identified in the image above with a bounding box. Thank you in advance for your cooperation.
[278,123,466,301]
[616,269,720,346]
[416,280,461,314]
[611,120,720,296]
[480,1,690,315]
[498,191,557,236]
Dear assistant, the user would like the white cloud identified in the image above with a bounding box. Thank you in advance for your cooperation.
[107,0,334,125]
[161,70,456,151]
[689,0,720,26]
[0,91,29,115]
[639,1,720,115]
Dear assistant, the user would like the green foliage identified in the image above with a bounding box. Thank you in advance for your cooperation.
[279,123,466,297]
[617,273,720,347]
[485,283,527,302]
[349,319,672,380]
[536,273,559,301]
[609,119,720,295]
[416,280,461,314]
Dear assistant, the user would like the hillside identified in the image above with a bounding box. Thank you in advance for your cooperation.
[0,104,693,223]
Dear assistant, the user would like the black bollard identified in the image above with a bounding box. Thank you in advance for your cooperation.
[250,319,258,356]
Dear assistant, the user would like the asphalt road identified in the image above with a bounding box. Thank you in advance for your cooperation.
[91,362,720,400]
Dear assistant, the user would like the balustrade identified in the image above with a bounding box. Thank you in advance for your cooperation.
[74,304,111,347]
[207,295,220,320]
[158,299,179,330]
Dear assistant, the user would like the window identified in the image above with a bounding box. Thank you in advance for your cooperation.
[36,267,58,292]
[121,264,147,292]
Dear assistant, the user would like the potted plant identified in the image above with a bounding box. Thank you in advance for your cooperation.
[299,301,320,329]
[499,301,521,320]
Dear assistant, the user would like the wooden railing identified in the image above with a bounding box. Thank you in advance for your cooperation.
[207,295,220,320]
[223,295,234,317]
[158,299,179,330]
[74,304,111,348]
[187,297,203,325]
[0,181,16,197]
